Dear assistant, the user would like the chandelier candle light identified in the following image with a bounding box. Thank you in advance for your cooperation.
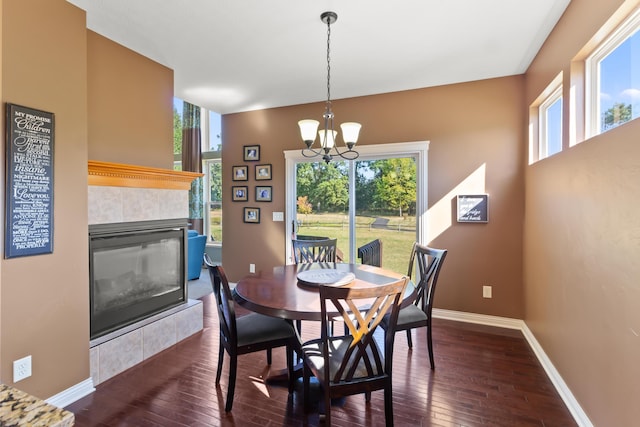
[299,11,361,163]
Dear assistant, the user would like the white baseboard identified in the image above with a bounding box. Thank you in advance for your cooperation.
[46,377,95,409]
[432,309,593,427]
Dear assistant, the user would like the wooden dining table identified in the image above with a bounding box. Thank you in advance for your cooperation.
[233,262,415,322]
[233,261,414,389]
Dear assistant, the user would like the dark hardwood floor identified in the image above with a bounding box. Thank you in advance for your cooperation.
[67,293,577,426]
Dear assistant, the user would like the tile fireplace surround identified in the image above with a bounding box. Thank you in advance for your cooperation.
[88,161,203,386]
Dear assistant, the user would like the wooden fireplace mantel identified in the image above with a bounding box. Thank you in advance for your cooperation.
[88,160,203,190]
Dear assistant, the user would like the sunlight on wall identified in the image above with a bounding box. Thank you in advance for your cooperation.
[427,163,486,241]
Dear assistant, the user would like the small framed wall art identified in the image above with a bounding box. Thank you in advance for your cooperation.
[244,207,260,223]
[243,145,260,161]
[255,164,272,181]
[232,186,248,202]
[255,186,272,202]
[456,194,489,223]
[232,165,248,181]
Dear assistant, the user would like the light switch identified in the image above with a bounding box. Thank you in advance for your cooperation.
[273,212,284,221]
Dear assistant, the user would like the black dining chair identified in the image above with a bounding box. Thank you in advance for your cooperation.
[357,238,383,267]
[204,254,298,412]
[292,237,339,337]
[380,243,447,369]
[292,238,338,264]
[301,276,408,426]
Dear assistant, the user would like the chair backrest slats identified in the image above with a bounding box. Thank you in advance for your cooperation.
[357,239,383,267]
[204,254,237,346]
[319,277,408,384]
[292,238,337,264]
[410,244,447,317]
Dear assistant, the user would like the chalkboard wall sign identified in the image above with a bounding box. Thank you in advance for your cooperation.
[5,103,54,258]
[457,194,488,223]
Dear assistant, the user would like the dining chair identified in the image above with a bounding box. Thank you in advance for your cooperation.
[380,243,447,370]
[301,276,409,426]
[204,254,298,412]
[292,237,339,337]
[292,238,337,264]
[357,238,383,267]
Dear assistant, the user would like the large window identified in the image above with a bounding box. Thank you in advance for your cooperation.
[285,141,429,273]
[173,97,223,244]
[586,8,640,137]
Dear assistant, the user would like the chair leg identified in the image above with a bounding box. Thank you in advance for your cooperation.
[427,325,435,370]
[323,390,332,426]
[267,348,272,365]
[286,344,294,394]
[215,343,224,384]
[296,320,303,362]
[225,354,237,412]
[303,361,311,412]
[406,329,413,348]
[384,384,394,427]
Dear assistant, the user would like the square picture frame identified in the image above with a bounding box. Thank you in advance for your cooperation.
[255,164,272,181]
[232,165,248,181]
[243,207,260,223]
[456,194,489,223]
[255,186,272,202]
[232,186,248,202]
[244,145,260,162]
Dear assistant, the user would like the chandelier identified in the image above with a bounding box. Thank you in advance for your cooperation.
[298,11,361,163]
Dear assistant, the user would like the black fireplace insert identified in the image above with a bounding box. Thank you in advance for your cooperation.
[89,219,188,340]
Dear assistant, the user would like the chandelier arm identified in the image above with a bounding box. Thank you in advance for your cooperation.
[301,147,325,158]
[332,147,360,161]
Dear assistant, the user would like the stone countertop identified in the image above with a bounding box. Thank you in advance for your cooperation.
[0,384,74,426]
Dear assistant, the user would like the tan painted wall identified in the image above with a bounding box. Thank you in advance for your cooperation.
[0,0,174,400]
[524,0,640,425]
[223,76,526,319]
[87,31,174,169]
[1,0,89,398]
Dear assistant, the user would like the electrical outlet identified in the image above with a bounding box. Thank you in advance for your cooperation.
[483,285,492,299]
[13,355,32,382]
[249,263,255,273]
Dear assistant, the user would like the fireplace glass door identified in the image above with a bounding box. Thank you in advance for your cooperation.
[90,224,186,339]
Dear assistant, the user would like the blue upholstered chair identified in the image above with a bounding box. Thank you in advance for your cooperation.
[187,230,207,280]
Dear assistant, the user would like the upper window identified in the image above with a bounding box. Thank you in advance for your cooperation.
[529,73,563,164]
[539,86,563,160]
[587,8,640,137]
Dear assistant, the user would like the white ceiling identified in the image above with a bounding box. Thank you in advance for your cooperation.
[66,0,570,115]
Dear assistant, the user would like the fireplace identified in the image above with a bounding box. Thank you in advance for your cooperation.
[89,219,187,340]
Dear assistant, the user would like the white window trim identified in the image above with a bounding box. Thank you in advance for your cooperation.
[586,7,640,138]
[284,141,429,264]
[538,85,563,160]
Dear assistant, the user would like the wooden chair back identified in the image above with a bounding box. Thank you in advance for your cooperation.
[204,254,237,348]
[292,238,337,264]
[357,238,383,267]
[412,244,448,319]
[320,278,408,384]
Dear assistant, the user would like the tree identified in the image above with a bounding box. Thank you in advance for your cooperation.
[173,107,182,154]
[374,158,416,216]
[297,196,313,215]
[209,162,222,202]
[603,102,632,131]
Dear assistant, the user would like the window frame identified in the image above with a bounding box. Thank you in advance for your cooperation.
[538,85,563,160]
[284,141,429,263]
[585,7,640,138]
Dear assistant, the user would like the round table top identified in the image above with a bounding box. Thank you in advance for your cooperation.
[233,262,414,321]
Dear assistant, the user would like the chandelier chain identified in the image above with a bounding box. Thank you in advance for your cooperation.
[326,17,331,104]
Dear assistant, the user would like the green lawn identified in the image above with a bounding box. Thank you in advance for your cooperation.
[296,213,416,275]
[209,210,416,275]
